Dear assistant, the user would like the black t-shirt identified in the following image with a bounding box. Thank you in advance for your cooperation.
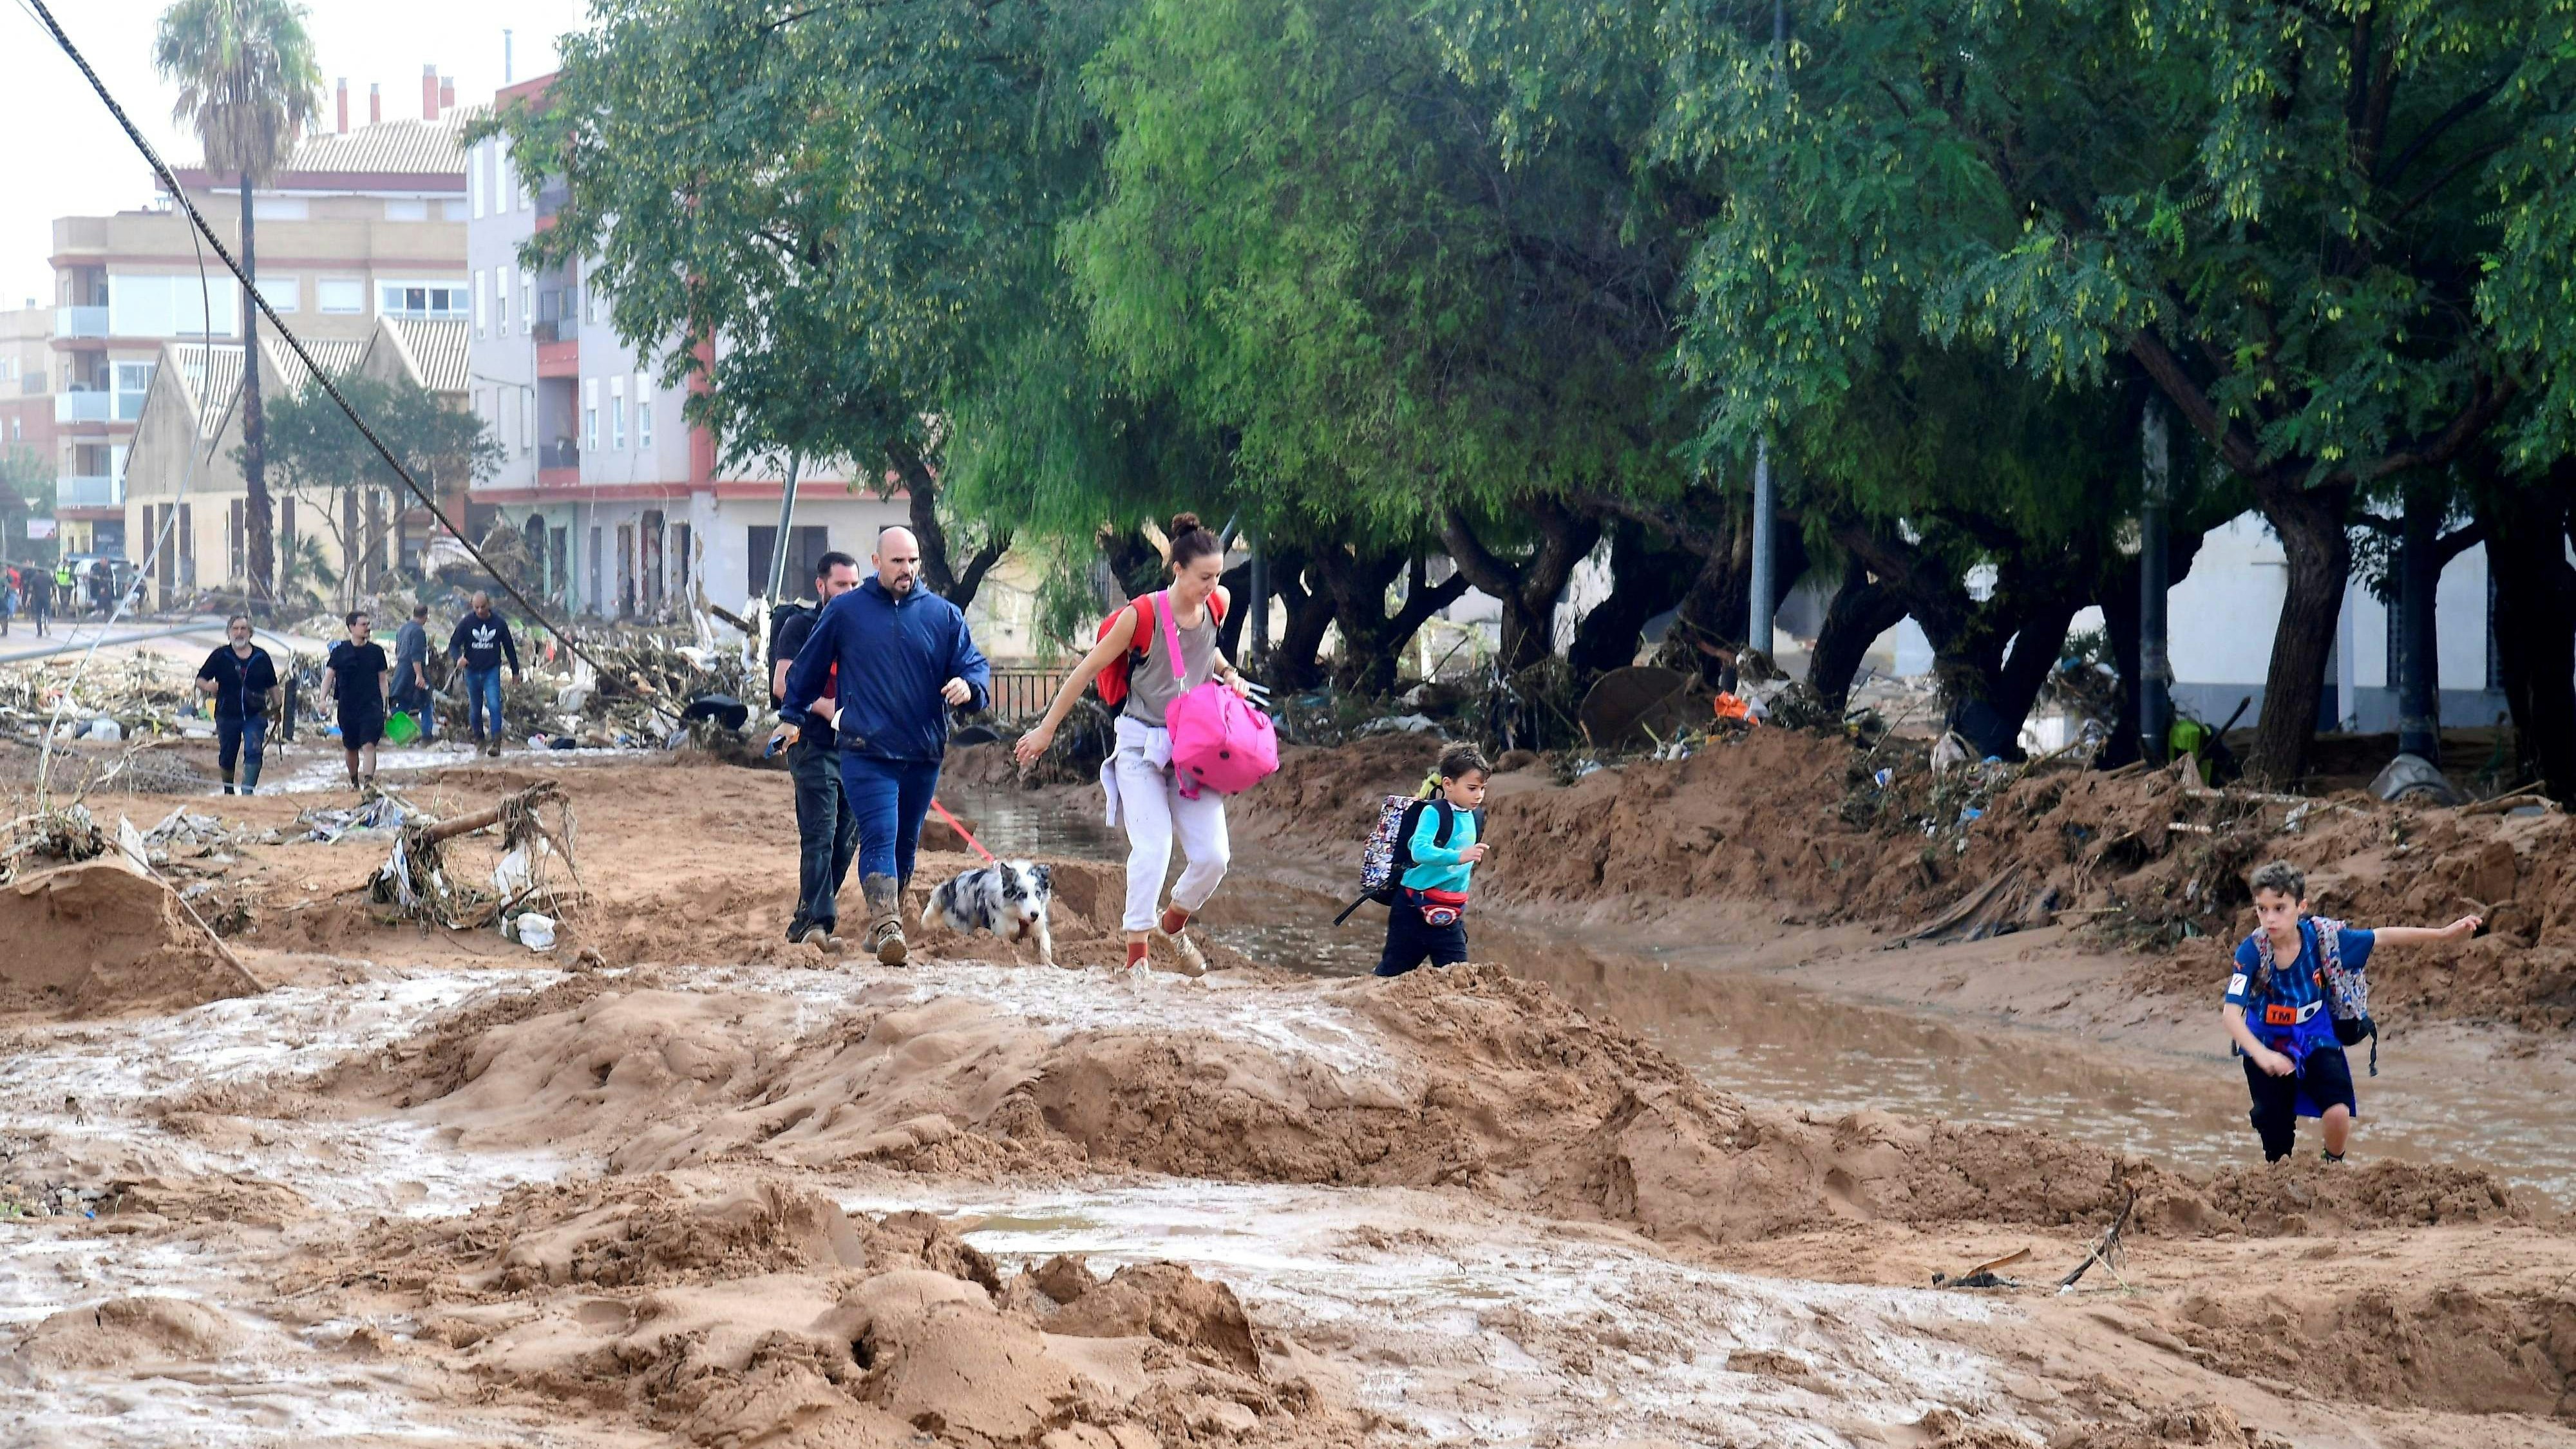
[328,640,390,713]
[770,603,819,705]
[196,645,278,720]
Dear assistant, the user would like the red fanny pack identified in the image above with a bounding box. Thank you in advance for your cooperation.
[1412,888,1468,928]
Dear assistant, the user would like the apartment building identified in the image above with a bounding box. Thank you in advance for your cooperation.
[48,67,473,559]
[464,73,899,623]
[1,303,54,462]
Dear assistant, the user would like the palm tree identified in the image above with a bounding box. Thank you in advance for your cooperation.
[154,0,322,611]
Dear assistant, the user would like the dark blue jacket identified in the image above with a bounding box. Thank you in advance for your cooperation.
[780,577,990,761]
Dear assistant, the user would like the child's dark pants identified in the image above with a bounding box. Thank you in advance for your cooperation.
[1376,896,1469,977]
[2243,1045,2356,1161]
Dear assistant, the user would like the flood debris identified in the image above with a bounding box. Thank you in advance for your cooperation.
[372,779,582,932]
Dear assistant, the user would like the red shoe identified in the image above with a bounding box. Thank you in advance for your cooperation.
[1157,905,1191,937]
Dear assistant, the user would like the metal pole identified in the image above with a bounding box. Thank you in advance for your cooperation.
[1747,0,1787,664]
[2139,401,2172,762]
[1748,434,1775,659]
[1247,534,1269,661]
[763,451,800,605]
[2397,484,2440,762]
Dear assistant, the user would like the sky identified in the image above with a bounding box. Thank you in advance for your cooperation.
[1,0,592,310]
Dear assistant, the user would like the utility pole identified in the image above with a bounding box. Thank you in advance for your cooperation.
[2139,400,2172,762]
[764,452,800,606]
[1746,0,1788,664]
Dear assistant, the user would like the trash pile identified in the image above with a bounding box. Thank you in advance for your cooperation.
[372,779,583,937]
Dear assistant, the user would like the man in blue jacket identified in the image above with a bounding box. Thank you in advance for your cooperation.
[780,526,990,964]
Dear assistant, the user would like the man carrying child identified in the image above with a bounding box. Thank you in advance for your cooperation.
[2226,859,2479,1164]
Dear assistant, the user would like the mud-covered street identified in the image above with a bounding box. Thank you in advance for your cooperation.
[5,734,2574,1448]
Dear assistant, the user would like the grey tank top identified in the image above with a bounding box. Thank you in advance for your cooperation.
[1122,594,1219,728]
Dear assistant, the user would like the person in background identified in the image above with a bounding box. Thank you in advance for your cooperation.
[779,527,990,965]
[394,603,436,744]
[768,551,863,950]
[1375,745,1492,978]
[448,592,522,757]
[2,569,16,636]
[325,610,391,792]
[194,614,277,795]
[25,565,50,637]
[2226,859,2481,1164]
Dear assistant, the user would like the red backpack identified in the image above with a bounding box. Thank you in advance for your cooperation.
[1094,592,1226,708]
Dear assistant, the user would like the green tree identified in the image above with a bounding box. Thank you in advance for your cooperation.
[253,372,500,609]
[155,0,323,611]
[1647,0,2575,783]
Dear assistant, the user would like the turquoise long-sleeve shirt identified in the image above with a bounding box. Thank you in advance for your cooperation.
[1401,802,1480,894]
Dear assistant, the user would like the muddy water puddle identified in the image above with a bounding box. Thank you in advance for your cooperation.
[945,784,2576,1204]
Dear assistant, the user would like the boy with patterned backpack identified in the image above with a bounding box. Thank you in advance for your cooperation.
[1332,745,1492,977]
[2226,860,2479,1163]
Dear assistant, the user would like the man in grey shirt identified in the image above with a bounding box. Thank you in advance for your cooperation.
[393,603,435,743]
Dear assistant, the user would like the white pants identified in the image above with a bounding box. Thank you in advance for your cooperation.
[1110,714,1230,932]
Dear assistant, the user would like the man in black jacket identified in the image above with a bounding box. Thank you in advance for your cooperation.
[195,614,278,794]
[768,551,864,949]
[448,592,522,757]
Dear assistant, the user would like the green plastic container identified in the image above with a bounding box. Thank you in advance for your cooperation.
[384,710,422,746]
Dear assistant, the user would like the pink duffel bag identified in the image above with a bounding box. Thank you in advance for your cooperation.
[1156,590,1278,797]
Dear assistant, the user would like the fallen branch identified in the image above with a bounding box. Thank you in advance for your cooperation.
[1933,1245,2031,1289]
[2057,1189,2139,1293]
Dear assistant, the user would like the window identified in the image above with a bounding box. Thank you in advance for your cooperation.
[748,526,831,598]
[610,376,625,448]
[379,281,469,319]
[317,278,365,314]
[498,263,513,335]
[585,281,603,325]
[384,198,428,222]
[473,269,488,336]
[107,274,238,337]
[115,361,154,421]
[251,196,307,220]
[522,386,535,451]
[636,377,653,447]
[254,274,298,312]
[500,148,517,211]
[583,378,598,450]
[518,274,531,329]
[470,144,485,218]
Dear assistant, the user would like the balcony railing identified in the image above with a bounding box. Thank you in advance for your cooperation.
[56,390,112,423]
[530,317,567,343]
[57,474,121,508]
[539,440,580,469]
[55,305,108,337]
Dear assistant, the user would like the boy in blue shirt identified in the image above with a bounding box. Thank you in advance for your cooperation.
[1376,745,1492,978]
[2226,860,2479,1162]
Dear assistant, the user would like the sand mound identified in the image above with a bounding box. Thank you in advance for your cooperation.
[368,967,2523,1249]
[10,1296,242,1372]
[0,860,256,1018]
[2161,1278,2576,1417]
[332,1175,1353,1448]
[1011,1257,1262,1377]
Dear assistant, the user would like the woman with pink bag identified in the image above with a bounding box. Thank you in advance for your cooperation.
[1015,515,1270,968]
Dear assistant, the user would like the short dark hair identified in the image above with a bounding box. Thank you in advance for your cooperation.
[2249,860,2306,901]
[815,550,858,579]
[1437,744,1493,781]
[345,609,370,629]
[412,603,430,619]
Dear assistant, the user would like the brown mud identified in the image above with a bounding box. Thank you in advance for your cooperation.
[6,749,2576,1446]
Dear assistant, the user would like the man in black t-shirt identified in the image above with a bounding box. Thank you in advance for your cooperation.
[195,614,278,794]
[768,550,862,949]
[325,610,392,792]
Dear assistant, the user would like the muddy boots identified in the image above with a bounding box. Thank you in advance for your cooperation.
[862,873,908,966]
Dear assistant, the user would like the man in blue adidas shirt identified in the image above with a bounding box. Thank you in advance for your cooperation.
[781,526,989,966]
[2226,860,2479,1164]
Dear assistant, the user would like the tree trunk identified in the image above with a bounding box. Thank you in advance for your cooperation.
[1807,571,1909,712]
[890,444,1009,611]
[1264,546,1336,690]
[1438,500,1602,673]
[2246,477,2356,785]
[1311,545,1470,694]
[240,173,274,609]
[2476,462,2576,802]
[1989,596,2081,734]
[1215,557,1251,659]
[1567,516,1697,681]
